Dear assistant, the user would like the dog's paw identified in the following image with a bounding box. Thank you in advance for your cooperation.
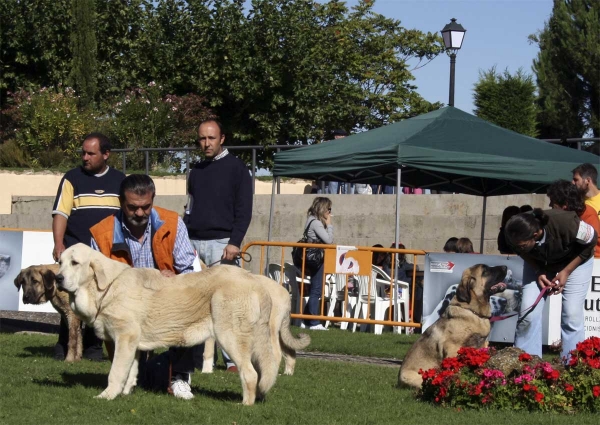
[122,385,136,395]
[201,364,214,374]
[95,390,117,400]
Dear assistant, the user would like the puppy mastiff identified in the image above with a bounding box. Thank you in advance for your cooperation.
[56,244,309,405]
[399,264,507,389]
[14,264,83,362]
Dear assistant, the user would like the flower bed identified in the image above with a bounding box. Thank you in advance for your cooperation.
[418,337,600,413]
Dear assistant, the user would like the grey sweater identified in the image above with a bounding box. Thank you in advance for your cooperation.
[305,215,334,244]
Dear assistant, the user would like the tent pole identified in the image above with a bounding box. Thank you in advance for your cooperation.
[265,178,276,275]
[393,168,402,331]
[479,195,487,254]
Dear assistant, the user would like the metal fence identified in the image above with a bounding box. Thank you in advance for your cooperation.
[241,241,427,334]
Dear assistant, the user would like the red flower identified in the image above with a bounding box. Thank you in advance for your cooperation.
[543,369,560,381]
[419,368,437,380]
[587,358,600,369]
[519,353,532,362]
[523,384,531,392]
[564,383,574,392]
[534,392,544,403]
[593,386,600,398]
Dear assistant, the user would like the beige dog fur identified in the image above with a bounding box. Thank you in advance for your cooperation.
[56,243,309,405]
[201,275,305,376]
[398,264,507,389]
[14,264,83,362]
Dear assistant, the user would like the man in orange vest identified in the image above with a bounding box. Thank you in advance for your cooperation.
[90,174,197,400]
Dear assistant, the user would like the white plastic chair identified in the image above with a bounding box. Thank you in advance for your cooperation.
[372,265,410,334]
[283,262,311,326]
[352,268,409,334]
[324,274,358,330]
[267,263,288,292]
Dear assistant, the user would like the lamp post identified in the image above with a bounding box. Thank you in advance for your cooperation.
[440,18,466,107]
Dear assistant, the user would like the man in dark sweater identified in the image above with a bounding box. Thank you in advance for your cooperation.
[185,119,252,371]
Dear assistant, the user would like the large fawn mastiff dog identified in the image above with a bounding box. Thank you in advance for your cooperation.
[399,264,508,389]
[14,264,83,362]
[56,244,310,405]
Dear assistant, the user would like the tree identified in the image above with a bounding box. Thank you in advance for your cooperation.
[180,0,444,162]
[69,0,98,106]
[530,0,599,138]
[94,0,154,98]
[0,0,72,101]
[473,66,538,137]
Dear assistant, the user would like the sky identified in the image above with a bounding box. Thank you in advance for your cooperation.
[343,0,554,114]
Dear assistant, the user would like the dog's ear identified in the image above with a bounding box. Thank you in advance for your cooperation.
[90,258,111,290]
[13,273,22,290]
[456,274,473,304]
[42,268,57,290]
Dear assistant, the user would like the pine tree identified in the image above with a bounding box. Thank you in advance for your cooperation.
[69,0,97,105]
[473,66,538,137]
[531,0,599,138]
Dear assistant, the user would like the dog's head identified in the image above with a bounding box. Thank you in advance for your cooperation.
[455,264,508,308]
[56,243,124,294]
[14,264,60,304]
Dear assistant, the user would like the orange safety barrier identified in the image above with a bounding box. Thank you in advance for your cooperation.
[241,241,427,333]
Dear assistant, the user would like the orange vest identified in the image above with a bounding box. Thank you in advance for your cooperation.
[90,206,180,272]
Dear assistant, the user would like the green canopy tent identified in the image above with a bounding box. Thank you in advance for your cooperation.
[269,106,599,253]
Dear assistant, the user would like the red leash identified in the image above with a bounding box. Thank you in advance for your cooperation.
[489,286,551,323]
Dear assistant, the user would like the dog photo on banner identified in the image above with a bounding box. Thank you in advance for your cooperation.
[422,253,525,343]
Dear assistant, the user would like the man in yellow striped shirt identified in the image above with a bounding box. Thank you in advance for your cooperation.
[51,132,125,361]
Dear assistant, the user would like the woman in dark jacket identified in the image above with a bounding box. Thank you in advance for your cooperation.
[505,208,596,361]
[497,205,520,254]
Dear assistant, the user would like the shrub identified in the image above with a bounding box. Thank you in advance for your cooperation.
[0,140,30,168]
[418,337,600,413]
[102,82,212,172]
[2,86,95,166]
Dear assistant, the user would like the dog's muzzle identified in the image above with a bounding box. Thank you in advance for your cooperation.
[55,274,65,289]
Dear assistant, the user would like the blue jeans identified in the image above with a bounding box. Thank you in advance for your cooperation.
[326,181,339,195]
[515,258,593,361]
[340,183,354,194]
[383,185,395,194]
[303,263,324,327]
[191,238,237,267]
[190,238,236,368]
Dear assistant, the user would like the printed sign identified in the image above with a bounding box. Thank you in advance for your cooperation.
[584,260,600,338]
[323,246,372,276]
[429,260,456,273]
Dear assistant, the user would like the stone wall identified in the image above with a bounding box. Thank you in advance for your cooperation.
[1,193,548,273]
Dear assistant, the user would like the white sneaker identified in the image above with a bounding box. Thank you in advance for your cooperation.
[309,324,328,331]
[170,379,194,400]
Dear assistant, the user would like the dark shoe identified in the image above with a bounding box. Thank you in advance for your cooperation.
[53,343,66,361]
[83,346,105,362]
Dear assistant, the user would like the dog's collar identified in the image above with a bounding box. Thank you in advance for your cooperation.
[93,270,125,322]
[451,303,492,320]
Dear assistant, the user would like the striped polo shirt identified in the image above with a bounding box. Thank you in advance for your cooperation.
[52,166,125,248]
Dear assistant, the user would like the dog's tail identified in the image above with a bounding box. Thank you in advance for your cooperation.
[280,314,310,351]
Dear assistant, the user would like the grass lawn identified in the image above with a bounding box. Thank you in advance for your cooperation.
[0,331,594,425]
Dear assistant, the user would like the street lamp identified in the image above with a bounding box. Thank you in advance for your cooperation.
[440,18,466,107]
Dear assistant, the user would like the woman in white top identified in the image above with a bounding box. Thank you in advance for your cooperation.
[302,197,333,330]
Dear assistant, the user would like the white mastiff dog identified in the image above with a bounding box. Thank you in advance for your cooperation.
[56,244,309,405]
